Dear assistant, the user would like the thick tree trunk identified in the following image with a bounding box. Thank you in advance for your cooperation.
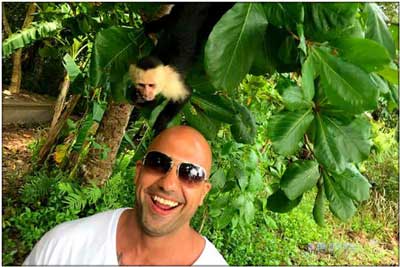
[9,50,23,94]
[82,102,133,186]
[4,3,36,94]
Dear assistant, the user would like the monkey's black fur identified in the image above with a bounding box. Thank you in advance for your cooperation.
[131,3,234,134]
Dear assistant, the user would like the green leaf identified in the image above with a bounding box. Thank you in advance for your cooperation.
[217,208,235,229]
[62,54,81,82]
[282,86,312,111]
[323,115,372,164]
[242,198,255,223]
[73,116,94,151]
[211,169,226,189]
[2,21,62,58]
[262,3,304,28]
[267,189,302,213]
[92,102,106,123]
[280,160,320,200]
[313,114,346,172]
[389,24,399,52]
[324,174,356,221]
[248,171,264,192]
[301,55,315,101]
[376,63,399,85]
[333,164,371,202]
[230,102,257,144]
[364,3,396,58]
[249,25,277,75]
[312,46,378,113]
[246,150,258,170]
[297,23,307,55]
[183,103,220,141]
[304,3,358,41]
[89,26,152,101]
[313,181,326,227]
[237,170,248,191]
[370,73,390,94]
[268,109,314,156]
[333,38,391,72]
[190,93,236,124]
[205,3,268,90]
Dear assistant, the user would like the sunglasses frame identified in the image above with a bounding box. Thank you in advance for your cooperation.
[142,151,208,183]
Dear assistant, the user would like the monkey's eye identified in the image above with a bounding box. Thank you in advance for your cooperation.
[148,84,155,88]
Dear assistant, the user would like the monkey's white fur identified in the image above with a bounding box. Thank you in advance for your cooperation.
[130,64,189,102]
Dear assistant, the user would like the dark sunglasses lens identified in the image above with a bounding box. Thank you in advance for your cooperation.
[178,163,206,183]
[144,151,171,173]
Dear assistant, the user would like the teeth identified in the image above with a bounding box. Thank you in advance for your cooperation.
[153,195,179,208]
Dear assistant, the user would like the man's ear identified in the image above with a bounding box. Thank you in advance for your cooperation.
[134,160,143,184]
[199,182,212,206]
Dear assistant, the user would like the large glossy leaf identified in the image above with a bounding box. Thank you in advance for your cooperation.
[249,25,277,75]
[268,109,314,156]
[333,164,371,202]
[89,26,152,101]
[183,103,220,141]
[267,189,302,213]
[333,38,391,73]
[190,93,236,124]
[324,174,356,221]
[364,3,396,58]
[301,55,315,101]
[282,86,313,111]
[313,114,346,172]
[303,3,358,41]
[205,3,268,91]
[312,46,378,113]
[262,3,304,28]
[313,181,325,226]
[2,21,62,58]
[280,160,320,200]
[322,116,372,164]
[230,102,257,144]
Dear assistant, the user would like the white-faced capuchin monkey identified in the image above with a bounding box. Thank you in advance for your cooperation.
[129,3,234,134]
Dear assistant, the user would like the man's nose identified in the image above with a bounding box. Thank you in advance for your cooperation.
[157,165,180,191]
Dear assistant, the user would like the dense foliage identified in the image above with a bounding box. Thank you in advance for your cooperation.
[2,2,398,266]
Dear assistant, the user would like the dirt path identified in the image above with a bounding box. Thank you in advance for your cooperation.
[2,124,48,196]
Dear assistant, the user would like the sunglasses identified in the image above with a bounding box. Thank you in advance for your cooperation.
[142,151,207,184]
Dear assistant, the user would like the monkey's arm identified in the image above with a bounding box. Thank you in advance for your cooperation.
[153,97,189,135]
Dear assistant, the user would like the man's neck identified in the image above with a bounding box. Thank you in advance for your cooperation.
[116,209,204,265]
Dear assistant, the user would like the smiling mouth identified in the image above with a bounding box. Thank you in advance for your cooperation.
[151,195,180,210]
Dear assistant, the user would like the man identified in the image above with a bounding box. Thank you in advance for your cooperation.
[23,126,228,265]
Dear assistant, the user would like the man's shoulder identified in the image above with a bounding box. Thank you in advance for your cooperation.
[194,236,228,265]
[23,208,128,265]
[47,208,126,239]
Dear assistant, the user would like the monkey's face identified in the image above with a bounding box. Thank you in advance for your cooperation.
[131,65,165,101]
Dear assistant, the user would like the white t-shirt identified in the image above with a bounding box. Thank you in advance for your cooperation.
[23,208,228,265]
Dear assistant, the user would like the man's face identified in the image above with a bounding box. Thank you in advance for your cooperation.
[134,136,211,237]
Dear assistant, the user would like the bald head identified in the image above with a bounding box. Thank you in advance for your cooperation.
[148,126,212,177]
